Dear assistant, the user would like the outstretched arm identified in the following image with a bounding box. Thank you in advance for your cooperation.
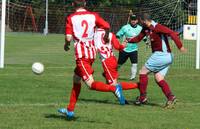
[128,31,146,43]
[111,34,126,51]
[153,24,183,49]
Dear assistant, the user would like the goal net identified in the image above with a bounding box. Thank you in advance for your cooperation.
[91,0,197,69]
[134,0,197,69]
[6,1,65,33]
[0,0,199,69]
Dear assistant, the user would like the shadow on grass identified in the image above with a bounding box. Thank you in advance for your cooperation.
[146,102,162,107]
[79,98,117,105]
[79,98,162,107]
[132,101,162,108]
[44,114,111,124]
[44,114,79,121]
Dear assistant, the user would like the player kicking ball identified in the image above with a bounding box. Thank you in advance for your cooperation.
[94,28,138,99]
[58,0,125,119]
[127,13,187,108]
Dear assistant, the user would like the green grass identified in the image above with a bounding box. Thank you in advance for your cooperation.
[0,33,200,129]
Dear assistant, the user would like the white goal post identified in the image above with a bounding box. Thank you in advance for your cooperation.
[0,0,6,68]
[196,0,200,69]
[43,0,49,35]
[0,0,200,69]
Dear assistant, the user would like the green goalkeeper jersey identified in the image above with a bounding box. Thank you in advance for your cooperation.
[116,24,142,53]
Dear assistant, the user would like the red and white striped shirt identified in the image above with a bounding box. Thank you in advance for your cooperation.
[74,40,96,59]
[66,9,110,60]
[94,29,125,61]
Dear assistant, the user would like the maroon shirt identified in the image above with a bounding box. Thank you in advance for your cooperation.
[129,21,183,53]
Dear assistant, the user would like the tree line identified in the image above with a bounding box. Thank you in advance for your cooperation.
[8,0,139,7]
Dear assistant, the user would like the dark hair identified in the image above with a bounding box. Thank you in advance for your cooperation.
[141,13,152,21]
[73,0,86,8]
[130,14,138,20]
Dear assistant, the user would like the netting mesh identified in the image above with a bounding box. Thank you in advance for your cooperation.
[135,0,197,69]
[138,1,184,30]
[5,2,65,33]
[1,0,198,69]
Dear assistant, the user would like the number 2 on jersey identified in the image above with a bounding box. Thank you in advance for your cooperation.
[81,20,88,38]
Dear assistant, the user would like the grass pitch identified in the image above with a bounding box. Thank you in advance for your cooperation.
[0,33,200,129]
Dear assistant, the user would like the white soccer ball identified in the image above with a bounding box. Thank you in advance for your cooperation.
[32,62,44,75]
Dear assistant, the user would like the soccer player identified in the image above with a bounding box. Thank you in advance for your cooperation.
[94,28,138,89]
[58,0,125,119]
[127,13,187,108]
[116,14,142,80]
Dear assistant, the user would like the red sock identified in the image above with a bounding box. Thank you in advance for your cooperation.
[67,83,81,112]
[157,80,173,100]
[120,82,138,90]
[139,74,148,97]
[91,81,116,92]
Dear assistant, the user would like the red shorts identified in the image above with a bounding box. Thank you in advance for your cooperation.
[102,56,118,84]
[74,59,94,81]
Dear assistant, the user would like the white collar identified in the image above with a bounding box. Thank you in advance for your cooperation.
[76,8,87,12]
[151,20,158,27]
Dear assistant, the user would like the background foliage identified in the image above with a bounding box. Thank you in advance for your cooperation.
[5,0,191,35]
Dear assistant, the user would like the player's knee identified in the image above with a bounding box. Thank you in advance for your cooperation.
[139,70,147,75]
[154,73,164,83]
[110,80,117,86]
[84,75,94,89]
[139,66,149,75]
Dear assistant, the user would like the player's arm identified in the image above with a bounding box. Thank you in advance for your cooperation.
[64,16,73,51]
[111,33,126,51]
[95,13,110,29]
[153,24,186,51]
[95,13,110,43]
[128,30,146,43]
[138,26,148,43]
